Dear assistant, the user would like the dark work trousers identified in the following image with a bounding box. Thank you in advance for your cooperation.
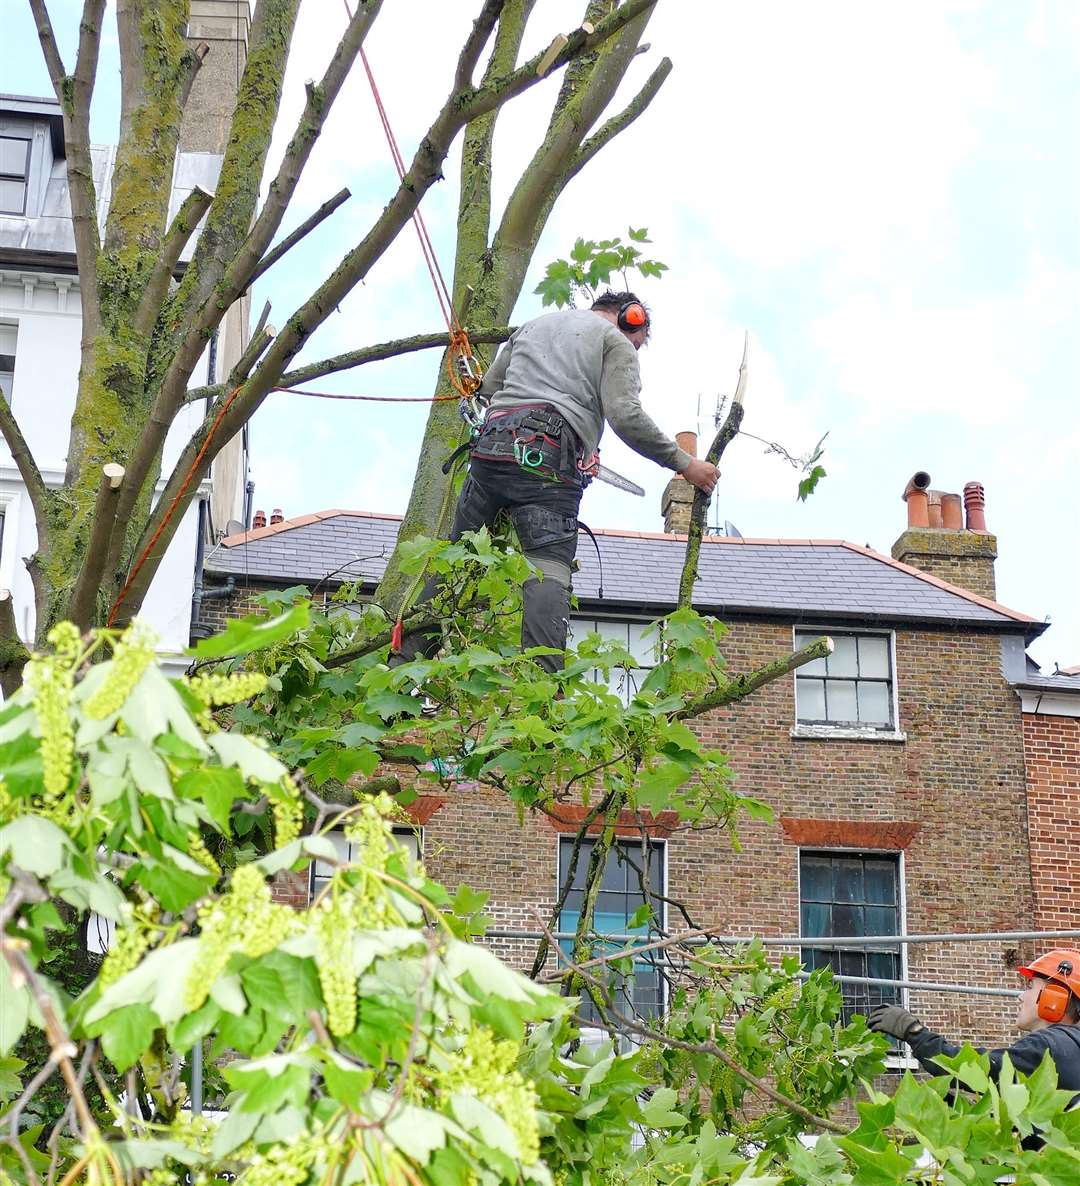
[398,453,583,673]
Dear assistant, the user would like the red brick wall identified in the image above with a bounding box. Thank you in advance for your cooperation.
[219,578,1033,1049]
[1022,712,1080,930]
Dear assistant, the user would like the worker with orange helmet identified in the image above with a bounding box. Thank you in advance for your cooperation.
[867,949,1080,1102]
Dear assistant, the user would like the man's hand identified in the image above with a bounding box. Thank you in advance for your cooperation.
[866,1003,926,1041]
[681,458,719,495]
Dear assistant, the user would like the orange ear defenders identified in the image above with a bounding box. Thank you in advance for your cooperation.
[617,300,648,333]
[1017,949,1080,1023]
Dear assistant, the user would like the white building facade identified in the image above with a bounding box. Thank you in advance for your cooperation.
[0,5,252,670]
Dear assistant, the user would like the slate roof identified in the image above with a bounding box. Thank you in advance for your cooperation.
[206,510,1045,637]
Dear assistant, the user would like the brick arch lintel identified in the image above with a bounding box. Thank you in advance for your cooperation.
[543,804,679,838]
[780,817,921,850]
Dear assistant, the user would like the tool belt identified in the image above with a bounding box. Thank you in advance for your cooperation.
[470,403,581,480]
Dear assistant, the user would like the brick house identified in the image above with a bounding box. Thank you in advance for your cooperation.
[201,467,1072,1051]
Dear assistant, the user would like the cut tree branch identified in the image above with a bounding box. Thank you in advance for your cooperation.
[0,591,29,699]
[676,636,834,720]
[133,185,215,340]
[678,333,748,608]
[246,187,352,289]
[68,464,125,630]
[454,0,507,91]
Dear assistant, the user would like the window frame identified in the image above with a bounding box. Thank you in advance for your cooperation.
[555,834,669,1022]
[0,136,32,216]
[567,615,661,704]
[797,847,913,1062]
[308,824,422,901]
[792,625,901,736]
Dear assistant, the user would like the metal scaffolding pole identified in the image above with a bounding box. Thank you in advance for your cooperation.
[485,927,1080,948]
[804,972,1021,999]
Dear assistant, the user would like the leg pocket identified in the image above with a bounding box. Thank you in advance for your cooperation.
[511,503,578,554]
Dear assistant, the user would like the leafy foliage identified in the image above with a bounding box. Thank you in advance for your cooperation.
[0,550,1074,1183]
[534,228,668,308]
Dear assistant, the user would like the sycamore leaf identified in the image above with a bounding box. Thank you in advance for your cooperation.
[0,817,71,877]
[207,731,286,782]
[97,1002,159,1072]
[797,464,827,502]
[0,961,30,1055]
[189,601,310,659]
[85,939,200,1026]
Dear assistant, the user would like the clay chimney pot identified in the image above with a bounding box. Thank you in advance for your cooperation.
[941,492,963,531]
[270,508,284,525]
[902,471,931,528]
[252,509,266,529]
[675,430,698,461]
[964,481,987,532]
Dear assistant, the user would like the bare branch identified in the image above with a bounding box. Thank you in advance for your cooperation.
[178,40,210,111]
[678,335,748,608]
[0,397,50,539]
[565,55,672,183]
[278,327,514,389]
[455,0,507,90]
[246,188,351,289]
[68,464,125,630]
[133,185,215,340]
[676,636,834,720]
[26,0,68,87]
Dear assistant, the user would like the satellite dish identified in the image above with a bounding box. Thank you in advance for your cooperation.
[224,519,246,537]
[724,521,743,539]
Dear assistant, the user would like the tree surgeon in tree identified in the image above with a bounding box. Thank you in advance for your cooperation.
[868,948,1080,1113]
[395,291,719,672]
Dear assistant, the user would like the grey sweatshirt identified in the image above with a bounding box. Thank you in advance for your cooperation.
[480,308,691,472]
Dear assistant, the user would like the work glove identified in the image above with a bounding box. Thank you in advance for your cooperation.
[866,1003,926,1041]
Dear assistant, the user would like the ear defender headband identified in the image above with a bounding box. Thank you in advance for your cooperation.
[1037,958,1076,1023]
[617,300,648,333]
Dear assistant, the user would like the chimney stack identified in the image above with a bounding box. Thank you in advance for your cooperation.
[892,472,998,599]
[661,431,698,535]
[252,508,266,529]
[181,2,252,154]
[270,508,284,525]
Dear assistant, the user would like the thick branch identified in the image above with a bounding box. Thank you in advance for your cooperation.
[678,336,748,608]
[676,636,834,720]
[278,327,515,389]
[455,0,507,90]
[246,188,352,289]
[26,0,67,86]
[113,1,380,575]
[0,591,29,699]
[133,185,215,340]
[67,464,125,630]
[565,55,671,184]
[0,397,50,538]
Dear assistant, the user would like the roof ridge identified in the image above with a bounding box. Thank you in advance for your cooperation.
[221,509,403,545]
[838,541,1040,625]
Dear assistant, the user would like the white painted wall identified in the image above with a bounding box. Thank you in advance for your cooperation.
[0,268,212,665]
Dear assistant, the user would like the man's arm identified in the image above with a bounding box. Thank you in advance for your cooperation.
[908,1026,1055,1080]
[599,336,692,472]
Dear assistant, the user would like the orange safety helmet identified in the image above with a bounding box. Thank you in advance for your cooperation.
[1017,949,1080,1023]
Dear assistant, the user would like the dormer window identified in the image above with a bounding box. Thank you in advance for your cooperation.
[0,136,31,215]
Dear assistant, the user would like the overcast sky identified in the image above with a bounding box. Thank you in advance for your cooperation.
[8,2,1079,668]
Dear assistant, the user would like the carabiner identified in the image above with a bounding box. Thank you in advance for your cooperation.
[513,437,545,468]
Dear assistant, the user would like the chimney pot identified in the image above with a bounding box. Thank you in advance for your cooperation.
[964,481,987,532]
[270,508,284,525]
[941,492,963,531]
[252,509,266,529]
[927,490,943,529]
[675,430,698,460]
[902,471,931,528]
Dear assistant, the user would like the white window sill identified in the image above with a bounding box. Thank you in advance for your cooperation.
[790,725,907,743]
[884,1051,919,1071]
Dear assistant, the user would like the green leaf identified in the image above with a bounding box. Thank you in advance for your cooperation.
[241,952,323,1022]
[0,816,70,877]
[85,939,200,1026]
[207,732,286,782]
[170,999,222,1050]
[210,1108,260,1159]
[226,1053,313,1113]
[177,765,246,831]
[0,960,30,1055]
[189,601,310,659]
[641,1086,688,1128]
[798,464,827,502]
[97,1002,159,1072]
[120,666,207,751]
[382,1096,466,1165]
[628,226,651,242]
[134,857,214,913]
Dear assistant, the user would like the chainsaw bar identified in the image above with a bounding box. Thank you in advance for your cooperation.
[595,464,645,497]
